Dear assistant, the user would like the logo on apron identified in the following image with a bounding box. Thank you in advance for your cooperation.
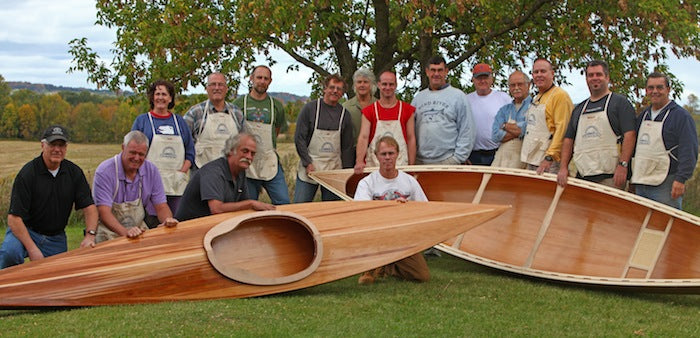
[215,123,230,134]
[320,142,335,153]
[161,146,178,159]
[582,126,601,139]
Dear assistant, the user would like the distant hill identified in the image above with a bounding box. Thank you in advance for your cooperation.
[6,81,309,105]
[7,81,131,96]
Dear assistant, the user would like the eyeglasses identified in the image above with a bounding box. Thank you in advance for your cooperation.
[326,85,345,92]
[646,84,667,91]
[207,82,226,88]
[509,82,528,88]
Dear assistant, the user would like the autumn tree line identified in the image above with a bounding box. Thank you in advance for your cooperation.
[0,75,306,144]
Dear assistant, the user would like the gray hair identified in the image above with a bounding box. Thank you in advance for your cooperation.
[352,67,377,95]
[223,132,256,157]
[509,70,530,84]
[207,72,227,85]
[123,130,149,149]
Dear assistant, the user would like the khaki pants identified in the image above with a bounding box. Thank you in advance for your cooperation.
[384,252,430,282]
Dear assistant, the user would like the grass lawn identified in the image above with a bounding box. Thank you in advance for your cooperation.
[0,140,699,335]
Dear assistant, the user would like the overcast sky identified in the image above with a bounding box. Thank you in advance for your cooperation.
[0,0,697,105]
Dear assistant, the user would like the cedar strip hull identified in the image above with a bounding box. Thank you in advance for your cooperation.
[311,166,700,292]
[0,201,508,308]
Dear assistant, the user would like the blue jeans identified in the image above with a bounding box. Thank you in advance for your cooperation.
[246,163,290,205]
[0,227,67,269]
[467,149,497,166]
[635,175,682,209]
[293,177,341,203]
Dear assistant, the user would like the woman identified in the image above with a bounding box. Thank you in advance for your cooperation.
[131,80,194,217]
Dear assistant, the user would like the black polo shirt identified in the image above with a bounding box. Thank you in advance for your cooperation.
[8,155,94,236]
[175,157,249,221]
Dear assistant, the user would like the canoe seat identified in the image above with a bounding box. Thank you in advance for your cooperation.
[204,211,323,285]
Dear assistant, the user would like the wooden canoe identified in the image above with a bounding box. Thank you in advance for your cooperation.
[0,200,508,308]
[310,166,700,292]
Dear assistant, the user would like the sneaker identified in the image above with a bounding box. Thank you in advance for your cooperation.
[358,270,376,285]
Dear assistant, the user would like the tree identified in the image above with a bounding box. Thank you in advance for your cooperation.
[70,0,699,101]
[685,93,699,115]
[0,103,20,138]
[37,94,72,129]
[0,74,10,116]
[17,104,38,139]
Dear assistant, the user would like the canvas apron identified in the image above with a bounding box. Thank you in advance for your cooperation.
[365,101,408,167]
[194,101,238,168]
[573,95,619,177]
[243,95,279,181]
[492,105,525,168]
[297,99,345,184]
[146,113,189,196]
[520,95,552,166]
[96,156,148,243]
[631,107,677,185]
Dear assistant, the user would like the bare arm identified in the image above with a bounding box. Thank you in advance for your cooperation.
[555,138,574,185]
[354,115,372,174]
[613,130,636,188]
[7,214,43,261]
[80,204,99,247]
[406,114,417,165]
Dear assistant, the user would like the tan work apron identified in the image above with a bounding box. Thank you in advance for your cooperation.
[631,106,676,185]
[573,94,619,176]
[297,99,345,184]
[96,156,148,243]
[243,95,278,181]
[492,104,526,168]
[146,113,189,196]
[366,101,408,166]
[521,95,552,166]
[194,100,239,168]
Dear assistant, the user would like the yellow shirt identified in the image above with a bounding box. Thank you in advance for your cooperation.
[536,86,573,162]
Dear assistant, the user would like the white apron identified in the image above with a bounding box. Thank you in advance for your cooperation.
[194,101,239,168]
[521,95,552,166]
[96,156,148,243]
[365,101,409,166]
[243,95,279,181]
[146,113,189,196]
[492,102,526,168]
[631,106,676,185]
[573,94,619,177]
[297,99,345,184]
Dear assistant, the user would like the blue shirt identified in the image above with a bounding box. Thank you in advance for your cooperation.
[131,112,195,164]
[491,96,532,143]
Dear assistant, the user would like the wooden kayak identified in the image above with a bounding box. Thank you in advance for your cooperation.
[0,200,508,308]
[310,166,700,292]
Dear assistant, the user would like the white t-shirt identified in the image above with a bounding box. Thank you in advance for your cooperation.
[353,171,428,201]
[466,90,511,151]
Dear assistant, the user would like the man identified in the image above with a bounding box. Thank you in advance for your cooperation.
[491,70,532,169]
[342,68,378,151]
[354,70,416,174]
[92,131,178,243]
[466,63,511,165]
[354,136,430,284]
[412,55,475,165]
[294,74,354,202]
[183,72,244,170]
[631,72,698,209]
[0,125,98,269]
[232,65,290,205]
[557,60,636,188]
[175,132,275,221]
[521,58,574,174]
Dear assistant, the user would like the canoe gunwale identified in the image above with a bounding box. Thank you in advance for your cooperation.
[203,210,324,286]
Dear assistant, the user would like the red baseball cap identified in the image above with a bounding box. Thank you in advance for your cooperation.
[472,63,492,77]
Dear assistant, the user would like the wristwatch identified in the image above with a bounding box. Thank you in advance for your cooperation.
[618,160,628,168]
[544,155,554,162]
[85,229,97,236]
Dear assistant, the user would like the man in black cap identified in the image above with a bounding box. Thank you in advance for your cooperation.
[0,125,98,269]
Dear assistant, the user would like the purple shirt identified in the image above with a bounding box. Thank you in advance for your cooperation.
[92,154,167,215]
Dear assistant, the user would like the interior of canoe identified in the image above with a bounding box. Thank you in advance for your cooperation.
[206,214,321,285]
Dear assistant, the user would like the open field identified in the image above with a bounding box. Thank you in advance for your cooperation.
[0,140,698,335]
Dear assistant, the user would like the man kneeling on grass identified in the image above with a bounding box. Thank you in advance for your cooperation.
[353,136,430,284]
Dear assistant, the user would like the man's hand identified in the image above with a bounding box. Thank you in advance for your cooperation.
[556,167,569,187]
[613,165,627,188]
[27,247,45,261]
[536,159,551,175]
[353,162,366,175]
[125,227,144,238]
[306,163,315,174]
[671,181,686,199]
[80,236,96,248]
[251,201,276,211]
[159,217,178,228]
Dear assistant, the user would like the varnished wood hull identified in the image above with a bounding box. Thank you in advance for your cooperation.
[310,166,700,292]
[0,201,508,308]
